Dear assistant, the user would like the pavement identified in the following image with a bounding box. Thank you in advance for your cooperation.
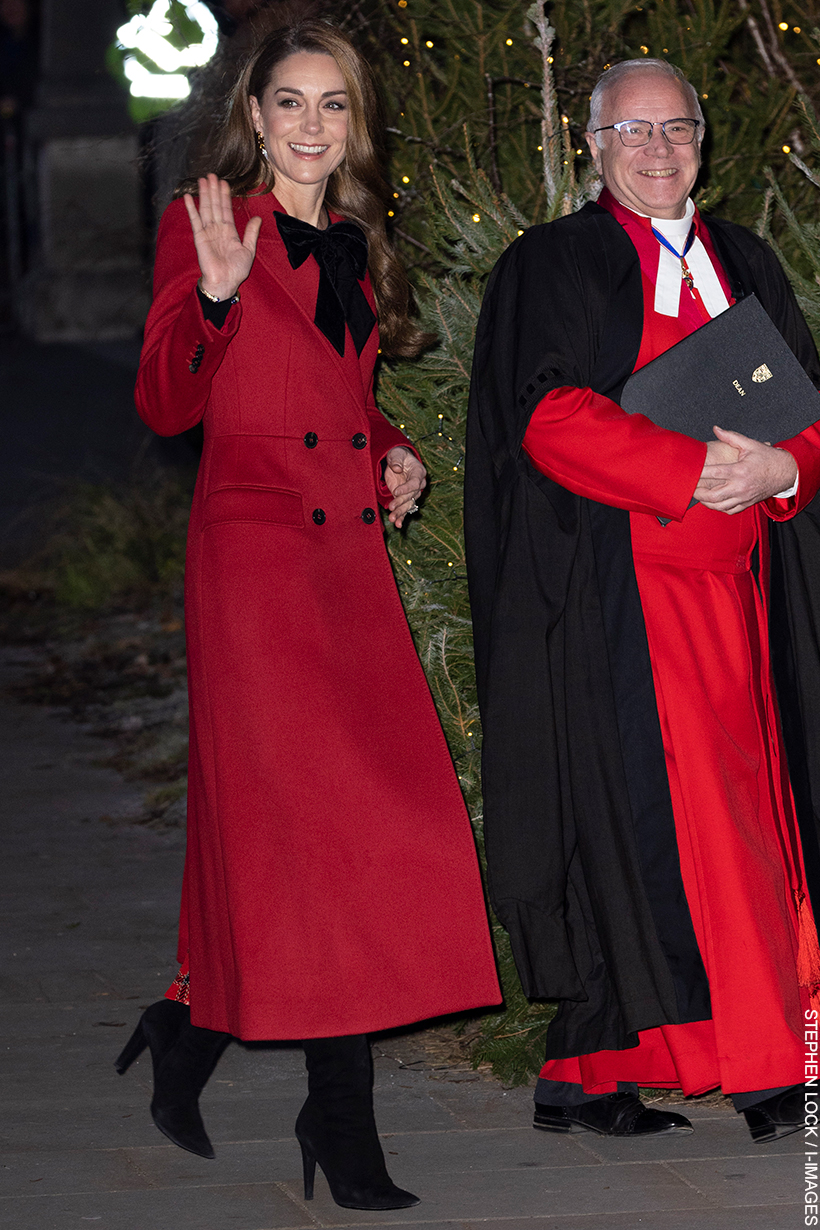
[0,645,809,1230]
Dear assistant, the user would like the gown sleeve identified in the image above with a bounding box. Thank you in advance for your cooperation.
[522,385,707,521]
[764,424,820,520]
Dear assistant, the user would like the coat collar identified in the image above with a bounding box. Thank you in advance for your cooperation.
[234,189,378,399]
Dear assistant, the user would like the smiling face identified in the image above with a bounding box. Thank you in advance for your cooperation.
[585,70,702,219]
[250,51,348,217]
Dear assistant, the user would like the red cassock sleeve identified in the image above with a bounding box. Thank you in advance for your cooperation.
[522,385,707,521]
[764,423,820,520]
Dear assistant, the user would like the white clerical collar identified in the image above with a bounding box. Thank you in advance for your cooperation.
[612,196,728,319]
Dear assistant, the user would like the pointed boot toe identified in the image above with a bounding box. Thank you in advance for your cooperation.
[151,1097,216,1158]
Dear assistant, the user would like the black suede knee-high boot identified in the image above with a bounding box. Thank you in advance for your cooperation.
[297,1035,419,1210]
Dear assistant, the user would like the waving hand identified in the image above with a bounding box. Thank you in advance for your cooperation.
[183,173,262,301]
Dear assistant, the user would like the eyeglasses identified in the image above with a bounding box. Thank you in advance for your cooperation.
[593,118,701,147]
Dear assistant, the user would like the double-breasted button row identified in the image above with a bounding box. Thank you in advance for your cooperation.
[302,432,368,449]
[311,507,377,526]
[188,342,205,374]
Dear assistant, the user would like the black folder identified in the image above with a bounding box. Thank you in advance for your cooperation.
[620,294,820,442]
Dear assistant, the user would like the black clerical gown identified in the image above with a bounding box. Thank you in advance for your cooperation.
[466,201,820,1060]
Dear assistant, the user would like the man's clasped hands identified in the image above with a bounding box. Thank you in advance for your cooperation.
[693,426,798,514]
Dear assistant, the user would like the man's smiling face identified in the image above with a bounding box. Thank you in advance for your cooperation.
[586,70,702,219]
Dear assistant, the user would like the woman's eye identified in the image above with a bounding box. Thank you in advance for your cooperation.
[325,101,346,111]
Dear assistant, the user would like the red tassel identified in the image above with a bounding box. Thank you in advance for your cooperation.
[796,890,820,1016]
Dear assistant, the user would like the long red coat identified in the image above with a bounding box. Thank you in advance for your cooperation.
[135,191,500,1040]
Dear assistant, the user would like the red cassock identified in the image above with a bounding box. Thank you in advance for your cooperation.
[135,191,500,1041]
[523,196,820,1095]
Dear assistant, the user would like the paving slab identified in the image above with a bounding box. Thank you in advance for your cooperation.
[0,654,812,1230]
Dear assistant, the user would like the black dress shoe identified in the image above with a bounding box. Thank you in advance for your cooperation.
[744,1085,804,1142]
[534,1091,693,1136]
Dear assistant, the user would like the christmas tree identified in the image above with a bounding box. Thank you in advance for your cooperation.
[765,93,820,338]
[375,6,594,1081]
[357,0,809,265]
[372,2,820,1082]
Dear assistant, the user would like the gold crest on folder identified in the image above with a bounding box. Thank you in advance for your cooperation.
[752,363,773,383]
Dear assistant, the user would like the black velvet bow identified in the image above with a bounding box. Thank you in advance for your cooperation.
[274,212,376,357]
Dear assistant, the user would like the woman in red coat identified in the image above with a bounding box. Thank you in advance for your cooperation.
[115,19,499,1209]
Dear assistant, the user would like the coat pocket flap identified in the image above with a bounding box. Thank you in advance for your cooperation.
[203,486,305,528]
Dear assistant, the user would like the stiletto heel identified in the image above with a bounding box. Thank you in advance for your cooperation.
[297,1035,420,1210]
[114,1019,148,1074]
[300,1139,317,1199]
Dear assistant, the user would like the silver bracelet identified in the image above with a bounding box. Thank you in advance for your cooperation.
[197,278,239,304]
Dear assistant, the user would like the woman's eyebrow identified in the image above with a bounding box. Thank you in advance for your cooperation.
[273,87,348,97]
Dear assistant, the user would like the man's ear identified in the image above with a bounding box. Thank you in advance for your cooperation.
[584,130,601,172]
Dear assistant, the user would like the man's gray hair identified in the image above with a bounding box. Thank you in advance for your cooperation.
[588,59,705,147]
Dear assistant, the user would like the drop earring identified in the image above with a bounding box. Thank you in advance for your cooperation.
[256,130,267,158]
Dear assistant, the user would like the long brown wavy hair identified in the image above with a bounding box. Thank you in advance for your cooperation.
[177,20,431,359]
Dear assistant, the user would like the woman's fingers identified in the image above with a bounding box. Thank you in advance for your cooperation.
[242,215,263,258]
[183,192,202,233]
[185,173,259,298]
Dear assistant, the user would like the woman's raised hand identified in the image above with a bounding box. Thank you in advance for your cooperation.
[183,173,262,301]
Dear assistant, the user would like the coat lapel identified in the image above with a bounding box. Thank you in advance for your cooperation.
[236,192,371,405]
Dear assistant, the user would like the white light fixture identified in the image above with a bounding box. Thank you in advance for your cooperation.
[117,0,219,100]
[122,54,191,99]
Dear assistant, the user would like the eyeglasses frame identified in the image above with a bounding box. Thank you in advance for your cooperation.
[592,118,702,147]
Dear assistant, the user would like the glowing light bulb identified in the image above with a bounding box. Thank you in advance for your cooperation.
[402,175,410,183]
[401,36,408,44]
[472,213,481,222]
[506,38,513,45]
[426,40,433,47]
[778,20,788,29]
[116,0,218,98]
[783,144,792,153]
